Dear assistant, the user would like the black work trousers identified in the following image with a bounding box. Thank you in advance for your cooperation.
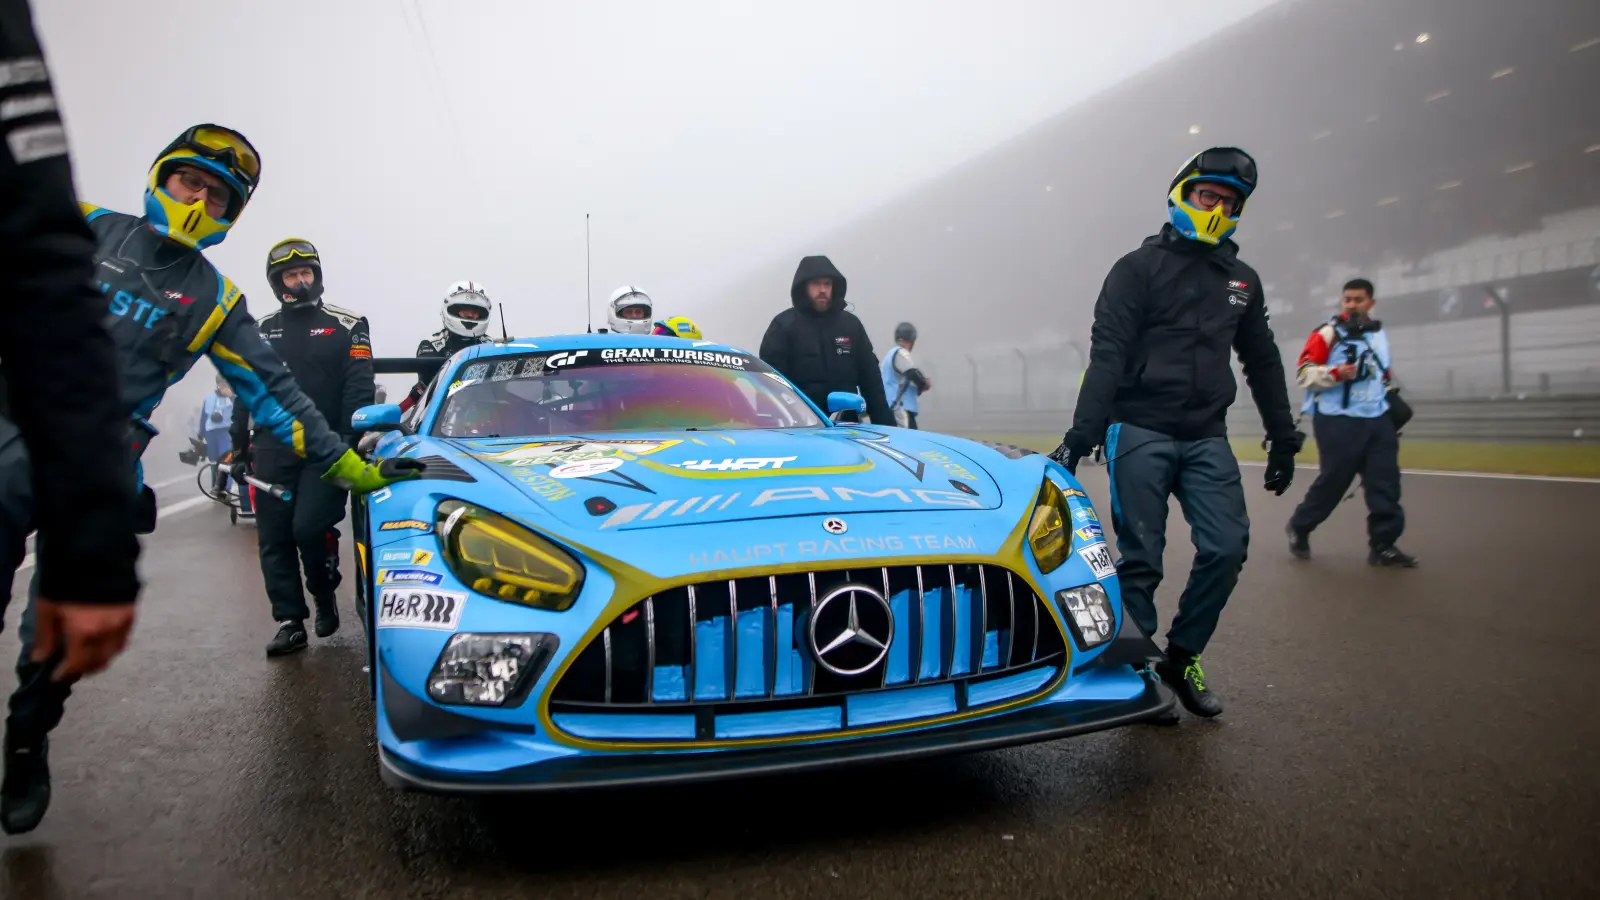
[253,447,348,622]
[1288,412,1404,549]
[1106,422,1250,657]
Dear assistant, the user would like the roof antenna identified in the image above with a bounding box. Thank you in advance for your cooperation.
[585,213,593,333]
[498,301,509,342]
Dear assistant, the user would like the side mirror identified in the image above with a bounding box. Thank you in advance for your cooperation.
[351,403,403,433]
[826,391,867,424]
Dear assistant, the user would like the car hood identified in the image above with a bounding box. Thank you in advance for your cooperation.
[435,426,1004,533]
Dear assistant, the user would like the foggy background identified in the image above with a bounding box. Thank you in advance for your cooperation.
[31,0,1600,438]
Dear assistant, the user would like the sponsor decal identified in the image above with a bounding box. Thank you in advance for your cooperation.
[369,487,392,504]
[674,456,796,472]
[310,327,335,336]
[596,347,749,369]
[163,290,196,305]
[918,450,980,482]
[378,568,444,585]
[832,336,852,356]
[479,439,680,468]
[600,484,983,528]
[822,517,848,534]
[689,533,979,570]
[1078,542,1117,580]
[1071,506,1099,524]
[379,519,432,533]
[509,469,577,501]
[377,589,465,631]
[1075,523,1104,542]
[349,346,372,358]
[550,458,624,479]
[545,350,589,368]
[1061,487,1088,499]
[378,548,434,566]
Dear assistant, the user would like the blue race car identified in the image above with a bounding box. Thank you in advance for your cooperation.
[351,334,1172,793]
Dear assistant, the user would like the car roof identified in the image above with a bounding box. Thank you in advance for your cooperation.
[456,333,749,361]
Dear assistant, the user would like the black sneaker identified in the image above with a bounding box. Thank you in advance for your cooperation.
[1369,545,1419,568]
[313,595,340,638]
[1286,523,1311,560]
[1,733,50,835]
[1154,655,1223,718]
[266,620,309,656]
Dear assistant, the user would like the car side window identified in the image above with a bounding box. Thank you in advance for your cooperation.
[402,368,443,433]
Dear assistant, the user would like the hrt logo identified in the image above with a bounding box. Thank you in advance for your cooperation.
[310,327,335,336]
[165,291,196,305]
[675,456,797,471]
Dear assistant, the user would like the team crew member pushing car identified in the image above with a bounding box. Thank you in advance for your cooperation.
[758,255,895,425]
[399,281,494,413]
[0,0,143,835]
[1052,147,1303,719]
[230,239,377,655]
[0,123,420,831]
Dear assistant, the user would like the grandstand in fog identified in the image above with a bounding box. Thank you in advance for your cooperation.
[711,0,1600,409]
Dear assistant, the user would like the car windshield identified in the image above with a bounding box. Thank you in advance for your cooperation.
[432,348,824,438]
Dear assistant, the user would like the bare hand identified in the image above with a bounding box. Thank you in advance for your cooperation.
[29,598,137,681]
[1335,363,1359,381]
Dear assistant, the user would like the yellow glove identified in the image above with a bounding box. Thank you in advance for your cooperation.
[321,448,423,494]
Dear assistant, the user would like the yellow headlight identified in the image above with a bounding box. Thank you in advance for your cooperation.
[1028,478,1071,574]
[435,500,584,611]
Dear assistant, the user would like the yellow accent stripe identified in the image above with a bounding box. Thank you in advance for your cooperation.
[537,508,1071,751]
[209,342,252,372]
[292,420,306,456]
[186,280,239,354]
[631,457,875,480]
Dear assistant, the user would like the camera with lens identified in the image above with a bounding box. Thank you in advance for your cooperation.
[1340,309,1383,336]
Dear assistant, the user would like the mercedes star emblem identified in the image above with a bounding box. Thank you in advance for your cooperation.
[808,583,894,676]
[822,517,848,534]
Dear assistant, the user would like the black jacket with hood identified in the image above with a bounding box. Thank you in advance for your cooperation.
[758,256,895,425]
[1071,224,1295,443]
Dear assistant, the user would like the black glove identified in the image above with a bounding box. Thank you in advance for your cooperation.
[133,485,157,535]
[1047,429,1096,475]
[1262,430,1306,496]
[229,446,253,487]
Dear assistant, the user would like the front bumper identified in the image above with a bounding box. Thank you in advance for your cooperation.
[377,606,1172,795]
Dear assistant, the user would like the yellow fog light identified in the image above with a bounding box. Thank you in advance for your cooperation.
[1028,478,1071,574]
[435,499,584,611]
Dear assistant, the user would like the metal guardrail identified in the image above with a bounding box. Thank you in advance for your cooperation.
[919,395,1600,442]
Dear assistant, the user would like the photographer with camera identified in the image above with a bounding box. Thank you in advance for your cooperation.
[1286,279,1417,568]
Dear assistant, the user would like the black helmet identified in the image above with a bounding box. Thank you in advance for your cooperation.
[266,237,324,306]
[894,322,917,343]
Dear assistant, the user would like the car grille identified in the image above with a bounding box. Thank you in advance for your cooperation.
[547,564,1067,743]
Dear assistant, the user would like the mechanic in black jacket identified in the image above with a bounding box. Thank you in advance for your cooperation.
[0,0,142,834]
[231,239,375,655]
[758,255,895,424]
[1052,147,1304,720]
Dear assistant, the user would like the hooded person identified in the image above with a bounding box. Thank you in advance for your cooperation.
[757,255,894,424]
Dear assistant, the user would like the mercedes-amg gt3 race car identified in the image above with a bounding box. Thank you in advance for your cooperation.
[350,334,1172,793]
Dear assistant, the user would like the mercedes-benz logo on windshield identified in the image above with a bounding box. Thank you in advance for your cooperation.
[808,583,894,676]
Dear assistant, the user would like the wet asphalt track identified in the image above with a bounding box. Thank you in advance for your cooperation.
[2,464,1598,899]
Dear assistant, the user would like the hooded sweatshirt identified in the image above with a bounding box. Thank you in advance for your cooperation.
[758,255,895,424]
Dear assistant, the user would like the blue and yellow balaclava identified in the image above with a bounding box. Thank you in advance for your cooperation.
[144,123,260,250]
[1167,146,1258,245]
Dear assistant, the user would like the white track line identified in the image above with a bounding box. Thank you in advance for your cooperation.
[1233,460,1600,484]
[15,495,216,573]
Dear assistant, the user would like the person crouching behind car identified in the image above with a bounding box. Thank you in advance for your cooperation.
[1286,278,1417,568]
[880,321,930,429]
[758,255,895,425]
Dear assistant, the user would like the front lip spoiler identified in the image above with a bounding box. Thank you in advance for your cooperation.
[377,674,1173,795]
